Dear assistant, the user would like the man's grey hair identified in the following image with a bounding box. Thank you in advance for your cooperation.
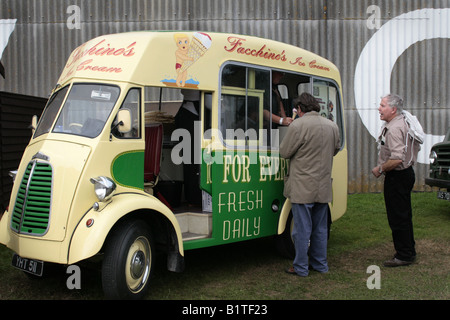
[382,94,404,113]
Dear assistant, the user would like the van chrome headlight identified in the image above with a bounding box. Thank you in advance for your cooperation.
[429,150,437,165]
[90,176,116,201]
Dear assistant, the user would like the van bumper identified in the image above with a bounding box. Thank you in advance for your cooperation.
[425,177,450,190]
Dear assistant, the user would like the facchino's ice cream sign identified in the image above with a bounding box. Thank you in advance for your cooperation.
[224,35,331,72]
[60,39,137,79]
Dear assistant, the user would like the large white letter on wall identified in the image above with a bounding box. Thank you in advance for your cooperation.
[354,9,449,164]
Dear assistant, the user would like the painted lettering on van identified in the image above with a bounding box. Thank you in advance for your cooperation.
[61,39,137,79]
[309,60,330,71]
[218,190,263,213]
[224,35,331,72]
[67,39,136,66]
[259,156,288,182]
[221,155,289,183]
[223,217,261,240]
[76,59,122,73]
[224,36,287,62]
[223,154,251,183]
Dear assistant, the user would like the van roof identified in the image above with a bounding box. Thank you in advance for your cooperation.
[57,31,340,90]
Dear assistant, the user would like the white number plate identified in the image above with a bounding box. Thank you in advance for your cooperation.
[437,191,450,201]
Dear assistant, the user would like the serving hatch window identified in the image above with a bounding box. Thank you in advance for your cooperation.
[52,84,120,138]
[220,64,270,148]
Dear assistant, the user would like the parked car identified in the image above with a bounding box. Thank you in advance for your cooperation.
[425,128,450,201]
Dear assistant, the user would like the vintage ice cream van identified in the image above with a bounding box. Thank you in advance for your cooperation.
[0,31,347,299]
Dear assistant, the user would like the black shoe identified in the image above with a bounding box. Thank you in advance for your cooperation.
[383,257,413,267]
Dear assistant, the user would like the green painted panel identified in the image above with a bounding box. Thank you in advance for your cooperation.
[111,151,144,189]
[184,149,289,250]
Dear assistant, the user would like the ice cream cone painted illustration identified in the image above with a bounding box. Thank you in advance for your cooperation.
[174,33,193,87]
[180,32,212,72]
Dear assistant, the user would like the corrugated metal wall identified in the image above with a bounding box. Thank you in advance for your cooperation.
[0,0,448,193]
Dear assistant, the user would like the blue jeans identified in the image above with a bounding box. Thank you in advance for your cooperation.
[291,203,329,276]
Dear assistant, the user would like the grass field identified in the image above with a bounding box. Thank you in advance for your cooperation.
[0,192,448,300]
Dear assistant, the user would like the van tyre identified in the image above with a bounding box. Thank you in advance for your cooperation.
[102,219,154,300]
[274,213,295,259]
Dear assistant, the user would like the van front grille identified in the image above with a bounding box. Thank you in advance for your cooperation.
[435,146,450,167]
[11,161,52,236]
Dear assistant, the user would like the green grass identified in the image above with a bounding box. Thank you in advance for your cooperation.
[0,192,448,300]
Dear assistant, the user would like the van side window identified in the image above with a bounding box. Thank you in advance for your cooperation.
[295,78,344,147]
[112,88,141,138]
[34,85,69,138]
[220,64,270,148]
[311,79,343,147]
[203,92,212,139]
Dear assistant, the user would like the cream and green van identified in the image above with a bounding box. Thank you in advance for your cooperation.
[0,31,347,299]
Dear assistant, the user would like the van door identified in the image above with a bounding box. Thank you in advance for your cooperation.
[204,64,286,246]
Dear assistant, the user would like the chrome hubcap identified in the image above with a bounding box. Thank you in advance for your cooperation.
[126,236,151,293]
[130,250,146,279]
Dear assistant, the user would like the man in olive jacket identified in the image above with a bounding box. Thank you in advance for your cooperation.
[280,93,340,276]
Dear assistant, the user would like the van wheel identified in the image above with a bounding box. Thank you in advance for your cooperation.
[102,219,154,300]
[274,213,295,260]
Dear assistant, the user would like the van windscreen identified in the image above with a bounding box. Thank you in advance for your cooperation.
[52,84,120,138]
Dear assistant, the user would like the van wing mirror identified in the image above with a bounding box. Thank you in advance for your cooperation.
[30,115,38,134]
[116,109,132,133]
